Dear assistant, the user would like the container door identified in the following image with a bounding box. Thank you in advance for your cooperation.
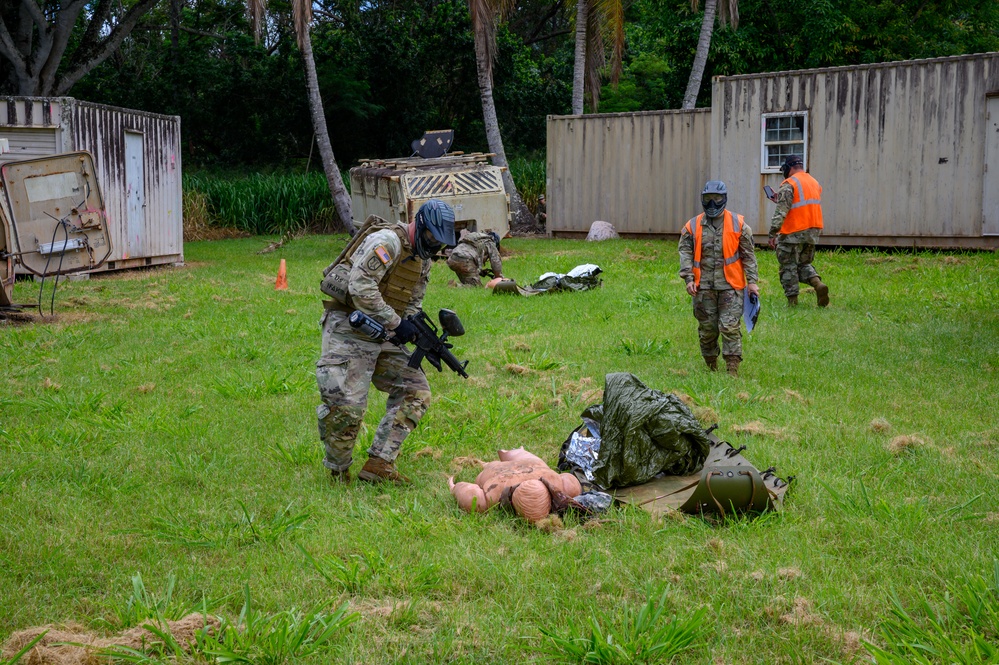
[0,151,111,279]
[0,208,12,307]
[984,95,999,236]
[125,130,146,257]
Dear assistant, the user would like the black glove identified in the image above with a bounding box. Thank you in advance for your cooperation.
[392,318,418,344]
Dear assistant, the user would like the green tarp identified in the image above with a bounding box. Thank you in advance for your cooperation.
[581,373,712,488]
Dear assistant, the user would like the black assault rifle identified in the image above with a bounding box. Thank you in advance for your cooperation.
[348,309,469,378]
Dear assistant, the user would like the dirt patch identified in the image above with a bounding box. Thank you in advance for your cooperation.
[736,392,751,401]
[941,256,964,265]
[692,406,719,426]
[580,389,603,404]
[414,447,441,460]
[779,597,824,626]
[450,456,486,471]
[865,256,896,265]
[776,567,803,580]
[783,389,808,404]
[42,378,61,391]
[512,342,531,352]
[869,418,892,433]
[504,363,532,375]
[535,515,564,533]
[675,392,695,407]
[1,614,219,665]
[623,248,658,261]
[732,421,785,438]
[984,512,999,524]
[887,434,926,455]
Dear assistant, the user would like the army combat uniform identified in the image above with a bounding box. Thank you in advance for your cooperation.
[769,173,824,301]
[678,211,759,363]
[446,232,502,287]
[316,219,432,473]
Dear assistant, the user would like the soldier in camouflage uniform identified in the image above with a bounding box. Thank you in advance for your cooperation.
[678,181,760,377]
[446,230,503,287]
[768,155,829,307]
[316,199,456,484]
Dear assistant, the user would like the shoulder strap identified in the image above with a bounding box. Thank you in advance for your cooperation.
[322,215,395,277]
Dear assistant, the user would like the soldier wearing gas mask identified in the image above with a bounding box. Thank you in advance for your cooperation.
[316,199,456,484]
[678,181,760,377]
[767,155,829,307]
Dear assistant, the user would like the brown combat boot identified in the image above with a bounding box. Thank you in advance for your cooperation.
[809,277,829,307]
[787,295,798,307]
[703,356,718,371]
[358,456,411,484]
[724,355,741,377]
[330,469,351,484]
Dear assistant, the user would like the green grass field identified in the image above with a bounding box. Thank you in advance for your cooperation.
[1,237,997,664]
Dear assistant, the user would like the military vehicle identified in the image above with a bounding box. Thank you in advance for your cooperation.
[349,151,511,238]
[0,149,111,310]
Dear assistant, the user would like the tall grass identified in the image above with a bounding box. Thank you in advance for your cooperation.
[509,156,546,213]
[184,172,344,235]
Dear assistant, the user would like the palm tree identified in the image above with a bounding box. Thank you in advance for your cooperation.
[468,0,534,227]
[249,0,353,234]
[682,0,738,109]
[571,0,625,115]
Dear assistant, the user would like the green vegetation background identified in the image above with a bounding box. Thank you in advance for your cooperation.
[12,0,993,170]
[2,237,997,662]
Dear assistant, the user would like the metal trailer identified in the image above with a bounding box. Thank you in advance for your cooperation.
[547,52,999,249]
[0,97,183,272]
[546,109,712,238]
[349,153,511,237]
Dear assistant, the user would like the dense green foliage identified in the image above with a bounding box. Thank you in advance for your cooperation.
[185,172,341,234]
[2,239,998,662]
[3,0,995,169]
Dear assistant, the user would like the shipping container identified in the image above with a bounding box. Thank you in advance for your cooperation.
[0,97,183,271]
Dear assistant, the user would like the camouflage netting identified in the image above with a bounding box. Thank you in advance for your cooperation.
[570,373,712,488]
[1,614,219,665]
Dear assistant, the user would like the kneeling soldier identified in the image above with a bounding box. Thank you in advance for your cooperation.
[316,199,456,483]
[678,181,760,377]
[446,230,503,286]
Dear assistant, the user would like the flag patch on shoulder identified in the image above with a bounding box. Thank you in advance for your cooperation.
[374,245,392,265]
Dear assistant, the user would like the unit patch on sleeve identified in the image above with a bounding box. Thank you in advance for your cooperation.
[374,245,392,265]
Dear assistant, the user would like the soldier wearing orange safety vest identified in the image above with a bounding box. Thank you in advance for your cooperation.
[679,181,760,377]
[767,155,829,307]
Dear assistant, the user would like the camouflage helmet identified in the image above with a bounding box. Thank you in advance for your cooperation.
[414,199,456,259]
[701,180,728,218]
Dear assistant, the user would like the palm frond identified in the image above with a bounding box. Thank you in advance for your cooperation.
[291,0,312,51]
[718,0,739,29]
[247,0,267,44]
[468,0,516,77]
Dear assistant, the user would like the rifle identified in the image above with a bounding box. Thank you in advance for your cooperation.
[348,309,469,378]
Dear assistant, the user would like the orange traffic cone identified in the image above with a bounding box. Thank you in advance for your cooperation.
[275,258,288,290]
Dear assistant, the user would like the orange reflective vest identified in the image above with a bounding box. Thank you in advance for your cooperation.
[684,210,746,290]
[780,171,824,234]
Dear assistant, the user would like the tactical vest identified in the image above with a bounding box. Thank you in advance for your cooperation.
[320,215,424,317]
[780,171,824,234]
[685,210,746,290]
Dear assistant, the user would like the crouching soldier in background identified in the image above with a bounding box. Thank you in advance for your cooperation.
[446,230,503,287]
[316,199,456,483]
[678,181,760,377]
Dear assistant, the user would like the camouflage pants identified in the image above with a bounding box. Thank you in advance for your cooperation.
[446,254,483,287]
[692,288,743,359]
[315,309,431,472]
[776,240,820,298]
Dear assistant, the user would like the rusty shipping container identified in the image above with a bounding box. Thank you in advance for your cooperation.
[0,97,183,271]
[712,52,999,249]
[547,109,712,237]
[548,52,999,248]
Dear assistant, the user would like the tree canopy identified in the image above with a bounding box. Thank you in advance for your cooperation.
[2,0,996,169]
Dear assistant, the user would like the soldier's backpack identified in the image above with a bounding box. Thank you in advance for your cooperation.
[320,215,406,306]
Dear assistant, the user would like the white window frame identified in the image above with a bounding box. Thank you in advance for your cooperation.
[760,111,808,173]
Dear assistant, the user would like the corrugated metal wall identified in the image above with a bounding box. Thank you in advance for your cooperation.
[1,97,183,271]
[547,109,712,236]
[69,101,183,267]
[711,53,999,247]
